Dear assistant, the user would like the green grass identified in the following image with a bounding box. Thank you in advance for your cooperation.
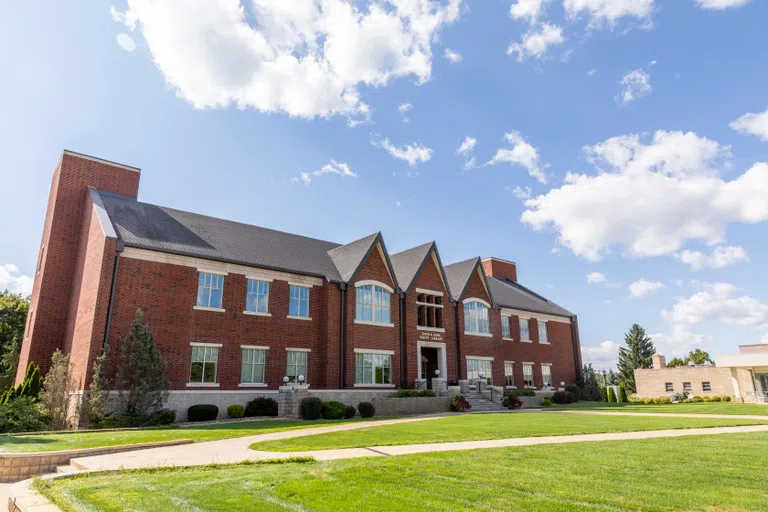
[552,400,768,415]
[39,432,768,511]
[249,412,768,452]
[0,418,373,453]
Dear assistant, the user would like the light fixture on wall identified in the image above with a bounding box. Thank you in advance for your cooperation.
[283,376,289,384]
[298,375,305,384]
[435,369,441,377]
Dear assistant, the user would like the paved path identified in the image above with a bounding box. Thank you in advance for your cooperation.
[1,483,9,510]
[549,410,768,420]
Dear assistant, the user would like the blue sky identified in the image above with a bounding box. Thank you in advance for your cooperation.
[2,0,768,369]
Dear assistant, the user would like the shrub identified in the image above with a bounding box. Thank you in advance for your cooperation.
[391,389,420,398]
[0,396,49,433]
[671,392,687,403]
[450,394,472,412]
[321,401,346,420]
[358,401,375,418]
[642,397,654,404]
[542,397,553,407]
[552,391,574,404]
[655,397,671,404]
[722,395,731,402]
[187,404,219,422]
[419,390,436,397]
[710,395,722,402]
[344,405,356,419]
[599,386,608,402]
[227,404,245,418]
[504,389,536,397]
[618,384,628,403]
[627,394,642,404]
[607,387,617,403]
[300,397,323,420]
[148,409,176,425]
[501,395,523,410]
[564,385,581,402]
[245,397,278,417]
[692,396,704,403]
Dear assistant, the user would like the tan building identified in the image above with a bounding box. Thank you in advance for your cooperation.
[716,345,768,404]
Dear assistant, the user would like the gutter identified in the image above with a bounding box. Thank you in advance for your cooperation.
[339,282,346,388]
[102,240,125,348]
[399,290,405,388]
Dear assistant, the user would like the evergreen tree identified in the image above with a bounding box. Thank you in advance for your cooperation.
[40,350,77,430]
[607,387,617,403]
[617,324,656,393]
[619,384,628,403]
[86,344,111,422]
[116,309,170,416]
[0,292,29,392]
[667,349,713,367]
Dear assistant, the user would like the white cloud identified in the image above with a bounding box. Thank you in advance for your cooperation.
[372,136,433,166]
[488,131,548,184]
[563,0,654,29]
[730,108,768,142]
[616,69,652,104]
[116,33,136,52]
[293,160,356,185]
[676,245,748,271]
[629,279,665,298]
[456,136,476,155]
[509,0,550,24]
[649,59,657,66]
[521,131,768,262]
[463,157,477,171]
[587,68,596,77]
[581,340,619,367]
[111,0,462,123]
[696,0,752,9]
[560,48,573,63]
[398,102,413,122]
[507,23,565,62]
[586,272,606,284]
[0,264,33,296]
[512,186,533,200]
[444,48,462,63]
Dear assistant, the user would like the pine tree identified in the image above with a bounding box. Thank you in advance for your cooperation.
[40,350,77,430]
[619,384,628,403]
[607,387,617,403]
[86,344,111,423]
[617,324,656,393]
[116,309,170,416]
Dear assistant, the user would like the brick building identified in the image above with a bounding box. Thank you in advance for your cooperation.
[17,151,582,415]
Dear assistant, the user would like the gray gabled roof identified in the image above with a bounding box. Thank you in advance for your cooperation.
[443,257,488,302]
[390,242,452,296]
[99,190,344,281]
[488,276,573,318]
[327,232,380,283]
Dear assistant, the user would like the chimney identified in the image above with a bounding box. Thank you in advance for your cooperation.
[482,257,517,282]
[652,354,666,369]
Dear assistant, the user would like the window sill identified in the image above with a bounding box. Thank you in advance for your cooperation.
[520,339,532,343]
[539,341,550,345]
[502,337,514,341]
[238,383,268,388]
[186,383,220,388]
[524,386,536,390]
[354,319,395,328]
[193,306,225,313]
[464,331,493,338]
[353,383,396,388]
[505,386,517,390]
[417,326,445,333]
[287,315,312,321]
[243,310,271,317]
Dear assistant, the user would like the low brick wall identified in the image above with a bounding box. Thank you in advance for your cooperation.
[0,439,192,483]
[373,397,452,417]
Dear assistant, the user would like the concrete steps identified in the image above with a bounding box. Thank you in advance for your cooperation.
[466,393,506,413]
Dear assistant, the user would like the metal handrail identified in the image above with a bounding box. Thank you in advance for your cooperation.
[415,379,427,391]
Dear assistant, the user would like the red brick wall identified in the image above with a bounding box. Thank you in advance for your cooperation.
[343,246,400,388]
[481,257,517,282]
[17,153,140,383]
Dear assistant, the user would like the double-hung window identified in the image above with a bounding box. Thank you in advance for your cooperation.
[245,279,269,314]
[289,285,310,318]
[683,382,692,393]
[702,381,712,392]
[355,351,393,385]
[538,320,549,344]
[355,282,392,325]
[286,350,308,383]
[501,315,511,338]
[190,344,219,385]
[665,382,674,393]
[523,363,534,388]
[197,272,224,309]
[417,291,444,329]
[519,318,531,341]
[541,364,553,388]
[504,361,515,388]
[467,358,493,385]
[464,300,490,335]
[241,347,267,385]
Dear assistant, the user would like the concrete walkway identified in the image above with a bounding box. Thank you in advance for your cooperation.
[550,410,768,420]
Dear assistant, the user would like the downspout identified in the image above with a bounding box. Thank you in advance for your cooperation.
[453,300,460,380]
[339,282,346,389]
[570,315,583,384]
[102,240,124,349]
[399,290,405,388]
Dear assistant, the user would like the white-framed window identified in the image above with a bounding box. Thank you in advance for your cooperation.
[356,282,392,325]
[241,347,267,384]
[417,291,444,329]
[190,344,219,384]
[289,285,310,318]
[464,300,490,335]
[245,280,269,314]
[355,351,393,385]
[683,382,692,393]
[665,382,674,392]
[538,320,549,344]
[467,357,492,385]
[501,315,511,338]
[286,350,308,383]
[197,272,224,309]
[523,362,534,388]
[541,363,552,388]
[504,361,515,388]
[519,318,531,341]
[702,381,711,392]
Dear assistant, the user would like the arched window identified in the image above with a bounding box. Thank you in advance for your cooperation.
[463,299,490,335]
[355,281,393,325]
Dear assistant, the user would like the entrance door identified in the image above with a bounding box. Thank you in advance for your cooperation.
[421,347,440,388]
[757,374,768,397]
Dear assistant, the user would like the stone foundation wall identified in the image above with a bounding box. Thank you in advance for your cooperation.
[373,397,451,416]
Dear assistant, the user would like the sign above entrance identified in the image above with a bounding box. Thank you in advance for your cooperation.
[418,331,443,342]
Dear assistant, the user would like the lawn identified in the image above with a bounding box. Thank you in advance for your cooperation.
[0,418,372,453]
[38,432,768,511]
[552,401,768,415]
[249,412,768,452]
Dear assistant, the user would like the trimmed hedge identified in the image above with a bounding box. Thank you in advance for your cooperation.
[300,397,323,420]
[504,389,536,397]
[188,404,219,422]
[552,391,574,404]
[227,404,245,418]
[358,401,375,418]
[344,405,356,419]
[321,401,346,420]
[564,385,581,402]
[390,389,438,398]
[245,397,278,417]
